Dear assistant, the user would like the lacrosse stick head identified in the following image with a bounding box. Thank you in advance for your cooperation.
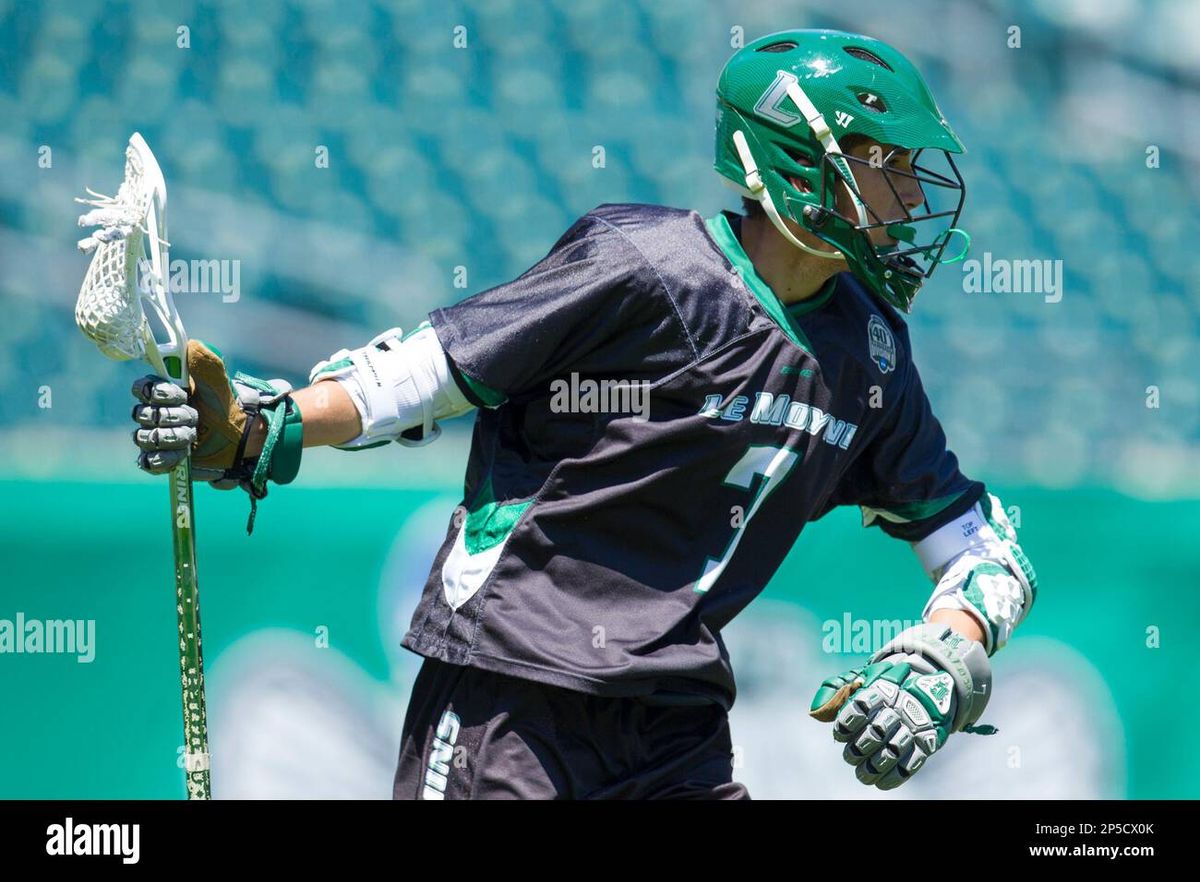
[75,132,186,381]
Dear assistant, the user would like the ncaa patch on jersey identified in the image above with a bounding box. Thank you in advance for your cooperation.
[867,315,896,374]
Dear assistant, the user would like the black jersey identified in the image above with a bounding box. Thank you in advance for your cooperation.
[401,203,984,710]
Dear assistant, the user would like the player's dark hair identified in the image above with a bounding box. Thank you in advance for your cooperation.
[741,195,764,219]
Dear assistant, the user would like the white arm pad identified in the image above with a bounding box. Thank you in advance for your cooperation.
[308,322,474,449]
[912,493,1038,656]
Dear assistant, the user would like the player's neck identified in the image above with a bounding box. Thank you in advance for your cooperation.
[740,213,844,306]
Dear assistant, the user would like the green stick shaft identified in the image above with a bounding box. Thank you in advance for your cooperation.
[169,455,210,800]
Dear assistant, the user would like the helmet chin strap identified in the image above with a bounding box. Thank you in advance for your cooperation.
[783,79,869,230]
[730,76,871,262]
[732,129,841,260]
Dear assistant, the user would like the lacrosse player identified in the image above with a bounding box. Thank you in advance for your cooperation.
[130,29,1036,798]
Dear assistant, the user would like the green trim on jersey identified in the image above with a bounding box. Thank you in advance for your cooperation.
[704,213,817,355]
[464,476,533,555]
[786,275,838,318]
[458,371,507,408]
[861,491,966,527]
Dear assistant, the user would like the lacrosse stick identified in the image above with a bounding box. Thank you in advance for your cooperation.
[74,132,211,800]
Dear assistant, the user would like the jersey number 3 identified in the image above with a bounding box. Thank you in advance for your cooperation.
[694,445,801,594]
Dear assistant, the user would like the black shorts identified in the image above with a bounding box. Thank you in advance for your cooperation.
[392,656,750,800]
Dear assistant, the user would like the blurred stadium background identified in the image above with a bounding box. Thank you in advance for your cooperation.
[0,0,1196,798]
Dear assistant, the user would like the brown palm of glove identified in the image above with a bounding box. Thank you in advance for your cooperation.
[132,339,259,482]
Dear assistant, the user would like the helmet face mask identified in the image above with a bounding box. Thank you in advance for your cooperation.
[811,145,969,309]
[714,29,971,313]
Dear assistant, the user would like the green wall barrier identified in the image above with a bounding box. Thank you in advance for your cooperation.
[0,480,1195,798]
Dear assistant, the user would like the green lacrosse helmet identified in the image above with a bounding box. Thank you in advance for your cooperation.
[715,29,970,312]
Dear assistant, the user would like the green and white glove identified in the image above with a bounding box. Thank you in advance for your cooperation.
[809,622,996,790]
[131,339,303,533]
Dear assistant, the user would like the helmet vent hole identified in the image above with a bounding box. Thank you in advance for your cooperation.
[757,41,798,53]
[781,146,817,169]
[857,92,888,113]
[844,46,894,71]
